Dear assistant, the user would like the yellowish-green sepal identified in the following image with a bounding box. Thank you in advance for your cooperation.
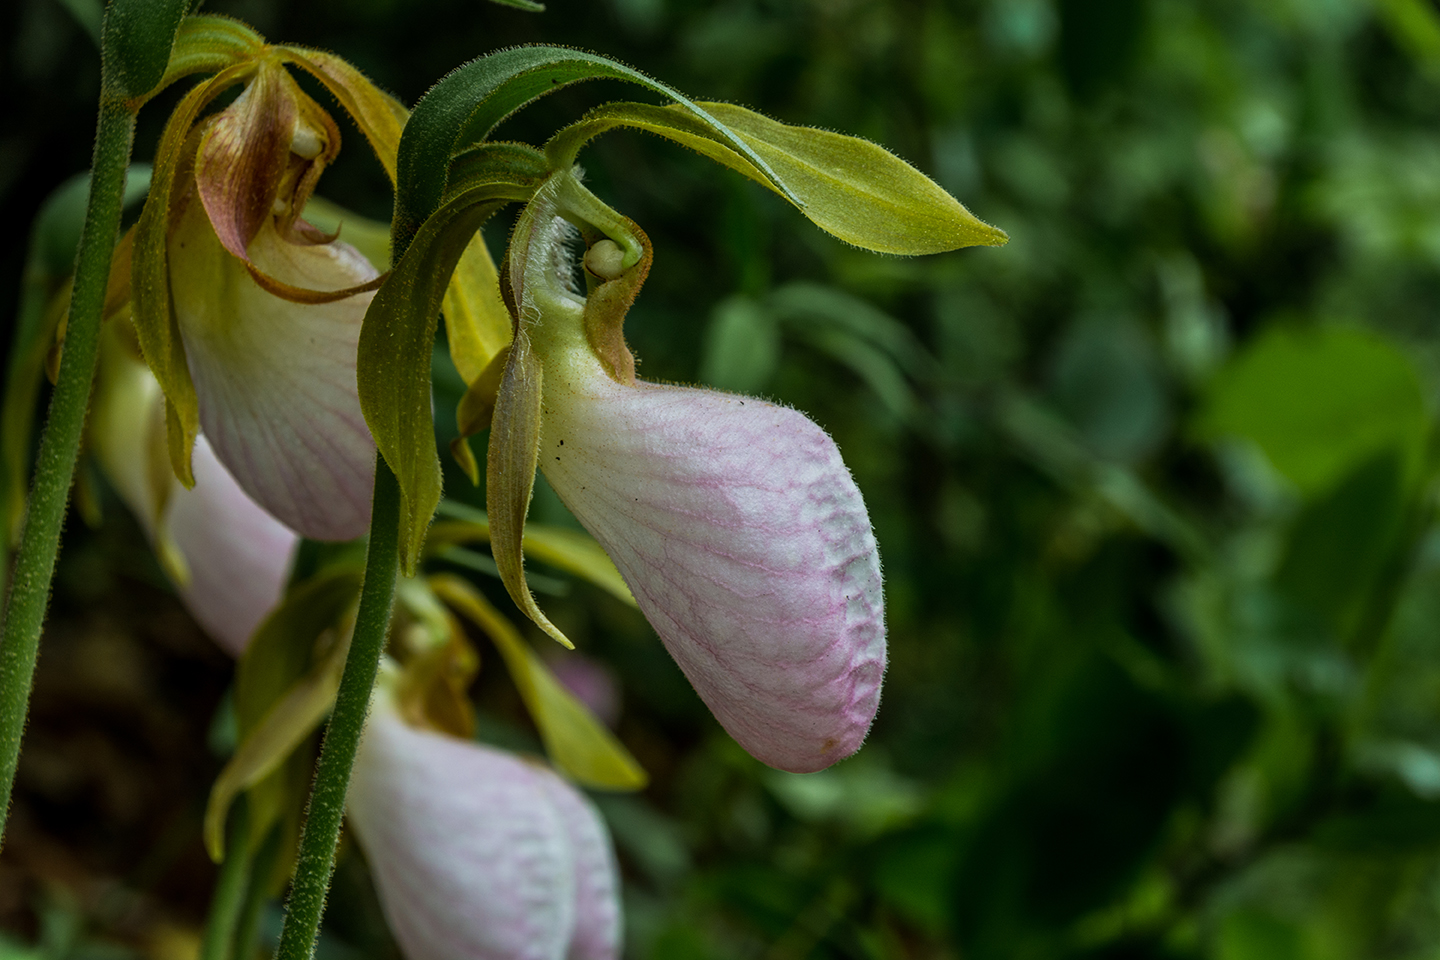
[430,574,647,790]
[203,569,363,861]
[442,232,512,386]
[131,63,255,486]
[427,506,637,609]
[546,100,1008,255]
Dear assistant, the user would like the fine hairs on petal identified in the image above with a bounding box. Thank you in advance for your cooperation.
[536,344,887,774]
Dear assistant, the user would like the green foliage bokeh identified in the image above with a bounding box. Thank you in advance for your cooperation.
[7,0,1440,958]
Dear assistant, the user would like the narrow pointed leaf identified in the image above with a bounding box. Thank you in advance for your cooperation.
[205,631,351,861]
[392,46,791,246]
[100,0,189,101]
[482,334,574,648]
[427,506,636,608]
[430,574,646,790]
[547,100,1007,255]
[357,155,541,571]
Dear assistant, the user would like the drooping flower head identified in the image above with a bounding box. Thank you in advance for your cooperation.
[348,675,621,960]
[130,26,410,540]
[487,171,886,773]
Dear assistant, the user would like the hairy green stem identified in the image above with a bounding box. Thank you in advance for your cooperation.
[0,99,135,843]
[200,799,252,960]
[275,458,399,960]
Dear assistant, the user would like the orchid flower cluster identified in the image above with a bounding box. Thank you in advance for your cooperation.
[5,8,1004,959]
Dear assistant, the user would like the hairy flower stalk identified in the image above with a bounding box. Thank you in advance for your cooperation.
[491,172,886,773]
[348,680,621,960]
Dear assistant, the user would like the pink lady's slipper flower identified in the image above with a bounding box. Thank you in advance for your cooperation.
[91,321,297,657]
[487,173,886,775]
[131,47,409,540]
[348,683,621,960]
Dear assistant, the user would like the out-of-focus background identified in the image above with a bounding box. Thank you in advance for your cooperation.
[6,0,1440,957]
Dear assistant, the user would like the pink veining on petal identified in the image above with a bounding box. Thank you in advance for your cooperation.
[534,772,622,960]
[170,202,376,541]
[348,697,622,960]
[166,436,298,657]
[537,372,887,774]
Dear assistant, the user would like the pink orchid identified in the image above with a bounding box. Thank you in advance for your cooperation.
[348,688,621,960]
[488,174,887,774]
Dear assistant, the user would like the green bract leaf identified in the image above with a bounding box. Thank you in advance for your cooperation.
[486,0,545,9]
[100,0,190,101]
[1195,325,1429,497]
[430,574,647,790]
[145,15,264,102]
[392,46,790,250]
[206,631,350,862]
[429,502,638,607]
[235,568,363,735]
[207,568,363,861]
[546,101,1008,255]
[357,145,545,572]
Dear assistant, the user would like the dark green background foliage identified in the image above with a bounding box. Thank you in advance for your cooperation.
[5,0,1440,958]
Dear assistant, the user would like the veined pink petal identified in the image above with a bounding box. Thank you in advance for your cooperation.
[348,696,621,960]
[166,437,298,657]
[170,199,377,541]
[536,357,887,774]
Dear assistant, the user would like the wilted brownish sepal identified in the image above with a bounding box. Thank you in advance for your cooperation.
[580,220,650,387]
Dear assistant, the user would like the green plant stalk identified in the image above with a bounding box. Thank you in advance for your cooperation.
[199,799,251,960]
[0,99,135,844]
[232,825,283,960]
[275,458,400,960]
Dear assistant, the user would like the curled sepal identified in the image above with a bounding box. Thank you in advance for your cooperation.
[430,574,647,790]
[347,688,622,960]
[131,60,255,485]
[277,47,409,185]
[547,100,1008,255]
[534,355,887,773]
[139,15,265,106]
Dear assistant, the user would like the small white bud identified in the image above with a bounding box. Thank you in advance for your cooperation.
[583,240,626,282]
[290,120,324,160]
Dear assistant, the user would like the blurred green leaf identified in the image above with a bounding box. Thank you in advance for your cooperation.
[1196,326,1428,497]
[700,296,780,394]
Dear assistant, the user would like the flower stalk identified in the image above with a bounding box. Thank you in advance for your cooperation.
[0,98,136,844]
[274,457,400,960]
